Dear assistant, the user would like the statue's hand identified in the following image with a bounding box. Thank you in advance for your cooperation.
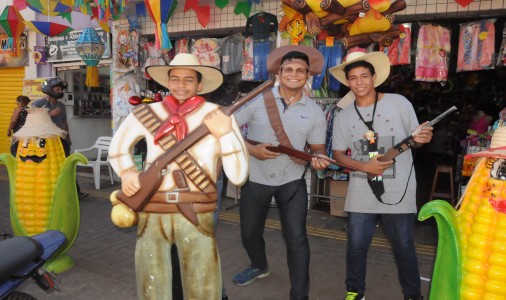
[204,109,232,138]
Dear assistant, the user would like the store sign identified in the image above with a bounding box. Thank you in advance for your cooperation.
[45,28,111,62]
[23,78,47,100]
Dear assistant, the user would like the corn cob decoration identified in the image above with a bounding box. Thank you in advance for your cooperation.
[0,108,87,273]
[419,127,506,300]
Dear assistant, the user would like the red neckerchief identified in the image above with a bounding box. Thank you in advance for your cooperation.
[154,95,206,144]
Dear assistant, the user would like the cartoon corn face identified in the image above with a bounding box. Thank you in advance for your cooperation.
[14,136,66,234]
[419,127,506,300]
[0,108,87,273]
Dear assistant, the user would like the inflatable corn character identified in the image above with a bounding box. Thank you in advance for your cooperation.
[0,108,87,273]
[419,126,506,299]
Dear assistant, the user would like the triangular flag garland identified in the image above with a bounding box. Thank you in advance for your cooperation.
[234,1,252,18]
[215,0,229,9]
[184,0,210,28]
[454,0,473,7]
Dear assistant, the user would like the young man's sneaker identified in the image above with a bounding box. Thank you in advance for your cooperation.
[232,266,270,286]
[405,295,423,300]
[344,291,365,300]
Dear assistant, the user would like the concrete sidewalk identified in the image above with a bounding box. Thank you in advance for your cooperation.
[0,167,438,299]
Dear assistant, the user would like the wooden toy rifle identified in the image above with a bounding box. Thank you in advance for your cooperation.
[245,139,340,165]
[367,106,457,180]
[117,80,274,211]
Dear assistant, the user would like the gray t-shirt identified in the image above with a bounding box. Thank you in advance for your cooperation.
[332,93,419,213]
[235,86,326,186]
[32,98,67,130]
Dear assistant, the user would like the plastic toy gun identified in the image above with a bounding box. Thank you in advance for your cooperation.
[367,106,457,180]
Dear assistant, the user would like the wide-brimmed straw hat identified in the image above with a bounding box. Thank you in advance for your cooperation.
[267,45,324,75]
[329,48,391,87]
[13,108,66,139]
[145,53,224,94]
[467,126,506,159]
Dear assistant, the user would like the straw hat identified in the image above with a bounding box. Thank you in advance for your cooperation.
[329,48,391,87]
[13,108,66,139]
[467,126,506,159]
[145,53,224,94]
[267,45,324,75]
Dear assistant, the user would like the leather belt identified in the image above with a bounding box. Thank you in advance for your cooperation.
[150,191,217,204]
[143,202,217,214]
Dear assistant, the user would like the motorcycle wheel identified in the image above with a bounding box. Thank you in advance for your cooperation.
[5,291,37,300]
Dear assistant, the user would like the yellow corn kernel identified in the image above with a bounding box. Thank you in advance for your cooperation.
[14,137,64,235]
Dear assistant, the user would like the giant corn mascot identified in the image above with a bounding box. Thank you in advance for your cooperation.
[108,53,249,299]
[0,108,87,272]
[419,126,506,299]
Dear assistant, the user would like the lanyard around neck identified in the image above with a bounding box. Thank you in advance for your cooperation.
[354,92,378,131]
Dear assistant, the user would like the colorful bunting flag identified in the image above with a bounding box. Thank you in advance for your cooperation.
[184,0,210,28]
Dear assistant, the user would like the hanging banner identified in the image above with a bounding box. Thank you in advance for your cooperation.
[22,78,47,100]
[45,28,111,62]
[0,32,29,67]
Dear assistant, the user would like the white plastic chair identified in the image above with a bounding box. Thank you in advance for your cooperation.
[74,136,114,189]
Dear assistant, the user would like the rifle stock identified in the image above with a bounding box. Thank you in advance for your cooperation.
[117,80,275,211]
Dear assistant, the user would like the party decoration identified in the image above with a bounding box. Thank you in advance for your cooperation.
[72,0,125,23]
[144,0,177,49]
[419,127,506,299]
[25,0,73,23]
[0,6,25,56]
[75,28,106,87]
[234,0,252,18]
[13,0,27,10]
[215,0,229,9]
[280,0,407,49]
[455,0,473,7]
[24,21,74,37]
[0,108,87,273]
[184,0,210,28]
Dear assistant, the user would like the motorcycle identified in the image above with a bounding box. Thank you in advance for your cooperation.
[0,230,66,300]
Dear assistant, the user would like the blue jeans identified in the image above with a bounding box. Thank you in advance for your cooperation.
[346,212,421,296]
[253,40,270,81]
[240,179,310,300]
[312,41,343,91]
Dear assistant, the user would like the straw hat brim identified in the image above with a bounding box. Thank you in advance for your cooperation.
[267,45,324,75]
[329,52,391,87]
[146,65,224,94]
[13,108,66,139]
[467,127,506,159]
[466,148,506,159]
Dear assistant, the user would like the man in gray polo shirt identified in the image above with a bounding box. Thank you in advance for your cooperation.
[32,78,88,200]
[233,45,330,300]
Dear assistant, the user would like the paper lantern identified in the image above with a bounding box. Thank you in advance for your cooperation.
[24,21,74,37]
[75,28,105,88]
[145,0,177,49]
[0,6,25,56]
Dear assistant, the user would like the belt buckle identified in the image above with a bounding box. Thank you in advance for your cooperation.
[166,192,179,203]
